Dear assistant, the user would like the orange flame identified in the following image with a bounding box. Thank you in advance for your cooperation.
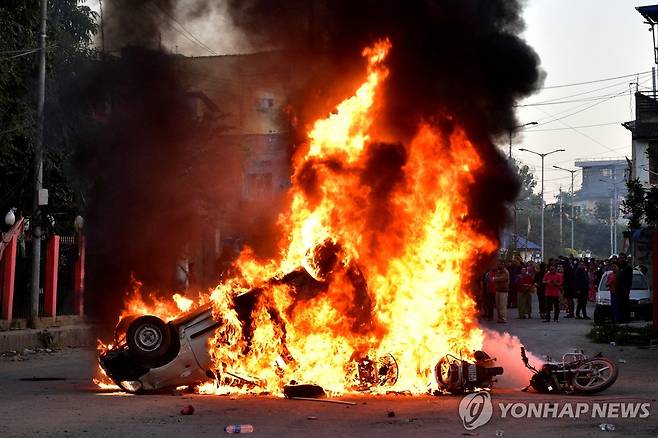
[205,38,496,394]
[101,38,498,396]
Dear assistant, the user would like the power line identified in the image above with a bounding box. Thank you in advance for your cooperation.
[0,48,41,60]
[0,47,40,55]
[0,44,56,61]
[147,1,218,56]
[519,91,630,107]
[533,105,623,156]
[540,70,652,90]
[525,121,624,132]
[531,77,652,127]
[520,72,652,107]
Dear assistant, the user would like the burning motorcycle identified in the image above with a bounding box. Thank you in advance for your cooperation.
[520,346,618,394]
[434,350,504,394]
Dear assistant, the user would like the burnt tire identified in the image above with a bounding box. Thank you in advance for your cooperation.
[571,358,618,394]
[126,315,174,368]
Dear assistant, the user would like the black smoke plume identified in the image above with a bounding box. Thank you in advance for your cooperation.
[77,0,543,323]
[227,0,544,261]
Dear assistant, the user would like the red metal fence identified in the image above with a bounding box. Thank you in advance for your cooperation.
[0,224,85,326]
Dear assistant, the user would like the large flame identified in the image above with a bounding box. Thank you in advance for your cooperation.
[105,38,498,395]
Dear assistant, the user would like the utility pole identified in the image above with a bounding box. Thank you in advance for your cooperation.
[600,178,624,256]
[609,197,614,255]
[30,0,47,327]
[99,0,105,53]
[559,187,563,248]
[509,121,537,257]
[553,166,578,250]
[519,147,565,261]
[612,184,619,254]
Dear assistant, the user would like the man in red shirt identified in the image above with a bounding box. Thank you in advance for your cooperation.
[543,264,563,322]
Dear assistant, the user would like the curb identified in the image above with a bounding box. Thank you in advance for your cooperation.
[0,324,96,352]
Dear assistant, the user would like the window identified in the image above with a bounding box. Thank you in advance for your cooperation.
[256,92,275,112]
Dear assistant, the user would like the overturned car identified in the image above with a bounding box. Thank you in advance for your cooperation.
[99,302,219,393]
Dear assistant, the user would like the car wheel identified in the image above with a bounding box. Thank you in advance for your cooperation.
[593,307,605,326]
[126,315,174,368]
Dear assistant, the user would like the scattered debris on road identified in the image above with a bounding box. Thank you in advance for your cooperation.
[225,424,254,433]
[180,405,195,415]
[599,423,616,431]
[19,377,66,381]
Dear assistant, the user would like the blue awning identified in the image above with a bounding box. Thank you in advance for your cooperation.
[500,232,541,250]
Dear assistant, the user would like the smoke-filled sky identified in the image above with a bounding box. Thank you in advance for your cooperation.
[87,0,655,202]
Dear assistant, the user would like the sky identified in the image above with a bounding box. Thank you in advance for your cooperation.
[517,0,656,200]
[87,0,656,201]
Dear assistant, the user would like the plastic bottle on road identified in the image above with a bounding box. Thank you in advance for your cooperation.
[225,424,254,434]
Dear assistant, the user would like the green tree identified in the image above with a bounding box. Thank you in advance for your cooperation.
[0,0,96,233]
[645,186,658,229]
[622,177,646,229]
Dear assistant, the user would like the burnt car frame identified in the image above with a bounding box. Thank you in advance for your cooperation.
[99,303,219,393]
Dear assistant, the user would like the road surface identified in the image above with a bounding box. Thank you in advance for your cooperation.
[1,303,657,437]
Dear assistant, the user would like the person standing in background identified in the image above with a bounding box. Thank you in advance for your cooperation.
[561,258,575,318]
[607,263,620,323]
[483,268,497,321]
[543,263,563,322]
[516,266,534,319]
[535,262,547,319]
[574,261,590,319]
[616,253,633,323]
[494,261,510,323]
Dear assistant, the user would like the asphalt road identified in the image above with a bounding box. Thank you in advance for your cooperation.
[1,302,657,438]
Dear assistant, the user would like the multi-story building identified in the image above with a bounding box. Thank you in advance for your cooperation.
[573,158,628,215]
[623,91,658,186]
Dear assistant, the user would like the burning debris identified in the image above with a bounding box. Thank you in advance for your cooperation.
[97,39,508,395]
[93,0,545,397]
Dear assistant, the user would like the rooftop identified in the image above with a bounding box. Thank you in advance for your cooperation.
[574,157,627,168]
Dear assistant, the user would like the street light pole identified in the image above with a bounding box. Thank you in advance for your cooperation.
[508,121,537,257]
[599,178,625,256]
[519,147,565,261]
[553,166,579,250]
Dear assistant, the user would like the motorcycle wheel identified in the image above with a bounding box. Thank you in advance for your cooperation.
[571,358,618,394]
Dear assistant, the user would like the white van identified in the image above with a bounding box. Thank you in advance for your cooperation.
[593,269,652,325]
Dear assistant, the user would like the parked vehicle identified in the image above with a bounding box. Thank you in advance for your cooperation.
[593,269,652,325]
[520,347,618,394]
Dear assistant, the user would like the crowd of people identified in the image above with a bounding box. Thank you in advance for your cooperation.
[478,253,637,324]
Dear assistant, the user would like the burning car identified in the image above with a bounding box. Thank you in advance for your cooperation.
[98,265,400,394]
[98,38,509,396]
[99,303,219,393]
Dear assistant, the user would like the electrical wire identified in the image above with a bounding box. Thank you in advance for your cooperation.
[531,76,653,127]
[520,72,652,107]
[525,121,624,132]
[540,70,653,90]
[0,47,40,55]
[147,1,218,56]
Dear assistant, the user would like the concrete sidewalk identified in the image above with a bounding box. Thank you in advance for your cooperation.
[0,323,95,352]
